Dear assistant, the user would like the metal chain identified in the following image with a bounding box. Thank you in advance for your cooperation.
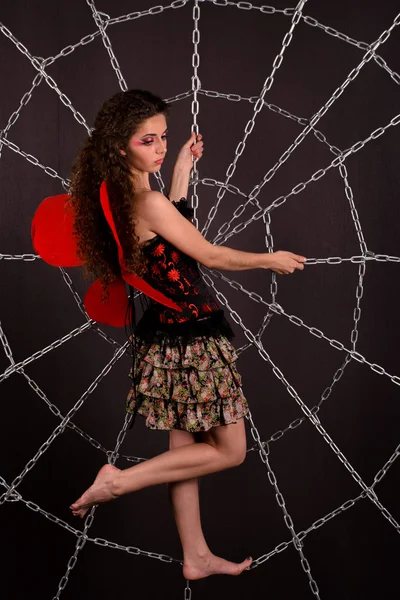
[205,1,400,83]
[246,411,321,596]
[245,256,365,452]
[177,8,202,596]
[190,0,201,230]
[201,0,308,238]
[201,266,400,387]
[246,353,351,451]
[0,71,43,160]
[3,473,384,575]
[0,22,90,133]
[0,134,71,186]
[253,491,367,567]
[212,12,400,245]
[302,14,400,85]
[0,320,93,383]
[214,111,400,246]
[108,0,190,26]
[205,0,294,15]
[0,342,129,505]
[53,413,137,596]
[52,507,95,599]
[0,310,144,467]
[372,442,400,489]
[197,86,345,302]
[201,269,400,533]
[85,2,128,91]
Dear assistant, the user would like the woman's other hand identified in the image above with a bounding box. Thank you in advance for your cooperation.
[175,132,204,171]
[268,251,307,274]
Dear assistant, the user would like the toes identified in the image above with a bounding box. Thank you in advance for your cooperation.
[70,503,87,518]
[244,557,253,571]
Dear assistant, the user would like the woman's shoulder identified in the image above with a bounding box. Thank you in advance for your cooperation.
[133,189,169,222]
[134,189,166,202]
[133,189,166,212]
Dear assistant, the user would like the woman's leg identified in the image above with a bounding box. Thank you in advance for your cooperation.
[167,429,210,559]
[171,423,252,580]
[70,417,247,516]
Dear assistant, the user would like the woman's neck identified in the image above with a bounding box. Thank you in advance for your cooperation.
[129,169,151,192]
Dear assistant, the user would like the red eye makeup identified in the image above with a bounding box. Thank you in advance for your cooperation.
[130,131,168,146]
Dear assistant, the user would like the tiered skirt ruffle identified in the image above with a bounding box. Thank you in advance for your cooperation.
[126,333,249,432]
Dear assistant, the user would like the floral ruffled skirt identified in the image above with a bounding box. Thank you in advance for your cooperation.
[126,333,249,432]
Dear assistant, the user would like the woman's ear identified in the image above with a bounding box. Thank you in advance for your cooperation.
[120,149,127,156]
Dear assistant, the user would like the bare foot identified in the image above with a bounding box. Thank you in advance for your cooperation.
[183,552,253,580]
[69,464,121,519]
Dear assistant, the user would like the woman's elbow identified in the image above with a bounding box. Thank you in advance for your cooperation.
[202,245,219,269]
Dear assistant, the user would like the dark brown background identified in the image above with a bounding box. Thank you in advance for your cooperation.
[1,1,399,598]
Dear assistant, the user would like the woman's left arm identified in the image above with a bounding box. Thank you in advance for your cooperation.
[168,132,203,201]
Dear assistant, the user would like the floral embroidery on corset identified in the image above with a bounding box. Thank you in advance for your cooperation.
[167,268,180,282]
[153,243,165,258]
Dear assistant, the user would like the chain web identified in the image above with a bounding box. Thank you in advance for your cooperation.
[1,1,400,598]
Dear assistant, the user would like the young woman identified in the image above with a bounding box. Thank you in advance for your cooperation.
[68,89,306,580]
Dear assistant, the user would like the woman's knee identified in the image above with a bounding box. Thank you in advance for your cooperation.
[202,419,247,468]
[228,441,247,467]
[216,441,246,468]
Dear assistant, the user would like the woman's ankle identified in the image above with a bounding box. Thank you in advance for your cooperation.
[110,469,125,497]
[183,544,212,563]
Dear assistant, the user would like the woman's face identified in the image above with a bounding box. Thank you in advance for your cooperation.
[125,113,168,174]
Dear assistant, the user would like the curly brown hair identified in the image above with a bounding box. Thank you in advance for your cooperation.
[68,89,170,300]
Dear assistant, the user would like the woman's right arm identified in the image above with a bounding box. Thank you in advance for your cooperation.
[209,245,306,274]
[136,191,306,274]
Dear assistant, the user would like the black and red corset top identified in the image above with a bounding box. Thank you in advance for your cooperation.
[133,198,234,343]
[141,198,220,322]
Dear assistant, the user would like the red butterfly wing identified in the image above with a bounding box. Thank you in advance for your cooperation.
[31,194,83,267]
[84,278,131,327]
